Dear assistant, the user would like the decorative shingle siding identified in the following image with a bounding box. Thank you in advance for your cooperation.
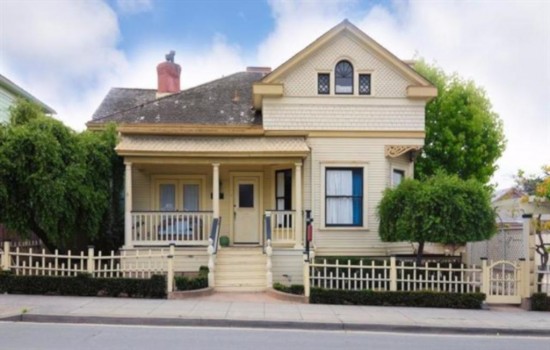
[277,33,411,98]
[263,98,425,131]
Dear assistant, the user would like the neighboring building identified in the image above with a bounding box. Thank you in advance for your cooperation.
[0,74,56,123]
[88,20,437,291]
[492,187,550,225]
[0,74,55,248]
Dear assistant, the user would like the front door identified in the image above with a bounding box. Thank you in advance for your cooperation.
[233,176,260,244]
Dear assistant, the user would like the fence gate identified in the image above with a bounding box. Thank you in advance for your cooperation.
[485,260,521,304]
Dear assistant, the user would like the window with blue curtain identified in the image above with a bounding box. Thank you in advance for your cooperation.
[325,168,363,226]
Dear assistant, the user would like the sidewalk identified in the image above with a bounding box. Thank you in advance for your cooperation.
[1,293,549,336]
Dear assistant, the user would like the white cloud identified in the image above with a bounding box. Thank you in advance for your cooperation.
[116,0,153,14]
[256,0,550,188]
[0,0,127,130]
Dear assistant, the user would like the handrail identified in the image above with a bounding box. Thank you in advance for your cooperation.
[304,210,313,261]
[263,213,272,254]
[209,217,222,255]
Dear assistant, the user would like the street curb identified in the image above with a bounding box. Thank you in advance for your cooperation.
[2,313,549,337]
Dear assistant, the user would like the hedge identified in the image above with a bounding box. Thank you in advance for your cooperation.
[310,288,486,309]
[174,266,208,291]
[531,293,550,311]
[273,282,304,295]
[0,272,166,298]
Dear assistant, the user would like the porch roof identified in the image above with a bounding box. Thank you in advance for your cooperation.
[116,135,310,157]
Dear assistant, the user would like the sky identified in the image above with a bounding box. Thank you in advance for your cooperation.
[0,0,549,189]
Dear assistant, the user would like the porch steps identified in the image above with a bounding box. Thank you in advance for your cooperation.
[214,247,267,292]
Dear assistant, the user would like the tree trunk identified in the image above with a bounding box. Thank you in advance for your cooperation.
[30,222,58,254]
[416,241,425,266]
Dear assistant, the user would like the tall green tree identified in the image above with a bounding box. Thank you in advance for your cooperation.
[0,99,123,252]
[414,61,506,184]
[378,173,496,264]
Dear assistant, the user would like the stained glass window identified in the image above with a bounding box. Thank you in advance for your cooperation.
[318,73,330,94]
[359,74,371,95]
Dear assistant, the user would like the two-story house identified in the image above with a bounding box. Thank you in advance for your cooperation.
[87,20,436,291]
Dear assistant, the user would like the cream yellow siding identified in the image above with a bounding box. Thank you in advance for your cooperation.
[263,97,425,131]
[306,137,420,256]
[275,33,412,98]
[272,249,304,285]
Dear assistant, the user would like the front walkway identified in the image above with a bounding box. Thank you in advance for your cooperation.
[0,294,549,336]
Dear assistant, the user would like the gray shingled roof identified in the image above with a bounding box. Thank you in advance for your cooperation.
[92,88,157,120]
[89,71,263,125]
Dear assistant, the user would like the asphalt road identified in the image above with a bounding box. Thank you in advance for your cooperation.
[0,322,547,350]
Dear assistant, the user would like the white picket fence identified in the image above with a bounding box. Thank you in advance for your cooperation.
[537,265,550,295]
[308,257,482,293]
[0,241,175,292]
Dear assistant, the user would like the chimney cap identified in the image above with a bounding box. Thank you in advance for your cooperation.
[246,66,272,74]
[165,50,176,63]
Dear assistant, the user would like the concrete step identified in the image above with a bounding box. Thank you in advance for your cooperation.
[215,265,266,273]
[214,285,267,292]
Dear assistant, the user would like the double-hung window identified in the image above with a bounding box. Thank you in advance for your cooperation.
[325,168,363,226]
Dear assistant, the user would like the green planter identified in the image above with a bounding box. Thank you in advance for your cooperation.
[220,236,230,247]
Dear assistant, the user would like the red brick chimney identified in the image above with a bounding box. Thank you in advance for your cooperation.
[157,50,181,98]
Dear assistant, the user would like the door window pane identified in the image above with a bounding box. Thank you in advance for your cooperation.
[183,184,199,211]
[239,184,254,208]
[159,184,176,211]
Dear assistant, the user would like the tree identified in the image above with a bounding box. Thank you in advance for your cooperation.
[514,165,550,277]
[0,99,124,252]
[378,173,496,264]
[414,60,506,184]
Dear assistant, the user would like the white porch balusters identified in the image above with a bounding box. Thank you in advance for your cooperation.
[124,162,133,248]
[294,162,303,249]
[212,163,220,219]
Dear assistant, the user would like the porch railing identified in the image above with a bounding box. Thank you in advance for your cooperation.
[131,211,213,246]
[266,210,296,245]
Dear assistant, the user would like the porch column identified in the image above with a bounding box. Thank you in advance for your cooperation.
[124,162,133,249]
[294,162,303,249]
[212,163,220,219]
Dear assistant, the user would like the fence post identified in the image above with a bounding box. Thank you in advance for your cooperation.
[303,253,310,298]
[207,238,215,288]
[481,258,489,296]
[1,240,10,271]
[167,243,175,293]
[390,256,397,291]
[266,239,273,288]
[519,258,530,299]
[87,246,95,275]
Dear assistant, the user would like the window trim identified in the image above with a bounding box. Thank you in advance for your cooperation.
[391,168,406,188]
[334,60,354,95]
[317,73,330,95]
[151,175,206,211]
[320,162,368,230]
[358,73,372,96]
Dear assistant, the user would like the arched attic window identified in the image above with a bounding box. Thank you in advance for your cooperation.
[335,60,353,94]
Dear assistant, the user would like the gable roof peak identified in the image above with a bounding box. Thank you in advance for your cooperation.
[262,19,433,88]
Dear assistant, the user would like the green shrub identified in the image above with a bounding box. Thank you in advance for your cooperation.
[273,282,304,295]
[310,288,485,309]
[531,293,550,311]
[0,273,166,298]
[175,266,209,291]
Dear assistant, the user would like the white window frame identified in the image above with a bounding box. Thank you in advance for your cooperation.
[320,162,368,231]
[391,167,406,188]
[151,175,206,211]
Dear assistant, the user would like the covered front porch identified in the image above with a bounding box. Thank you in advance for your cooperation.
[119,135,310,250]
